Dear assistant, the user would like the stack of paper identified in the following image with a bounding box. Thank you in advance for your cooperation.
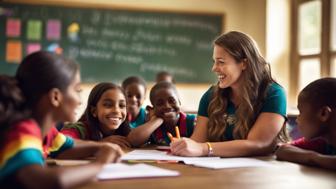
[121,150,273,170]
[97,163,180,180]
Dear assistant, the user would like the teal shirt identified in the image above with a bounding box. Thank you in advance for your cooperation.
[129,107,147,129]
[198,83,287,140]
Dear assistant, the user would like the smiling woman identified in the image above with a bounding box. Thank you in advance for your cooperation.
[170,31,288,157]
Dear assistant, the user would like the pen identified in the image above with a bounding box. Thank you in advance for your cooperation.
[157,160,179,164]
[175,126,180,139]
[127,160,156,163]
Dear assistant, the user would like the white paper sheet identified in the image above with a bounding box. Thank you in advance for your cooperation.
[183,158,274,169]
[121,150,220,162]
[97,163,180,180]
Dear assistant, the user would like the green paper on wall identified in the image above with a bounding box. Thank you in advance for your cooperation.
[27,20,42,40]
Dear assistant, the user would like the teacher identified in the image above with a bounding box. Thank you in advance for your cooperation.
[170,31,287,157]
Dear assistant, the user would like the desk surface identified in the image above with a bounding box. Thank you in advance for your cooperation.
[73,155,336,189]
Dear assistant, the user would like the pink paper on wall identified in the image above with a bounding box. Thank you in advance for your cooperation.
[6,41,22,63]
[6,18,21,37]
[26,43,41,55]
[47,19,61,40]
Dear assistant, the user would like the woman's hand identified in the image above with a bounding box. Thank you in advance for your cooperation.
[94,143,124,164]
[170,138,207,157]
[102,135,132,149]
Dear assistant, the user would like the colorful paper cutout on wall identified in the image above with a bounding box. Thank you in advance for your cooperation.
[47,43,63,55]
[47,19,61,40]
[26,43,41,55]
[27,20,42,40]
[6,41,22,63]
[0,7,13,16]
[67,22,80,42]
[6,18,21,37]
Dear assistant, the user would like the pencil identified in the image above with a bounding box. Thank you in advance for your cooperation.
[167,132,174,142]
[127,160,156,163]
[175,126,180,139]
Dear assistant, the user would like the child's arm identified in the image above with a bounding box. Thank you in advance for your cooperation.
[15,144,122,189]
[275,144,336,170]
[102,135,132,149]
[311,154,336,170]
[127,116,163,147]
[56,139,122,160]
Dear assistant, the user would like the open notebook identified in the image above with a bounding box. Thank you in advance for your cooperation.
[97,163,180,180]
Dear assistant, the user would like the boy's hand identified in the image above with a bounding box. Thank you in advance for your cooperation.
[275,144,317,165]
[145,105,155,120]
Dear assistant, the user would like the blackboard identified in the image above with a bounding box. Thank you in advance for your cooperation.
[0,2,223,83]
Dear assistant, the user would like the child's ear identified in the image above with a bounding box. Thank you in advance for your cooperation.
[90,106,97,118]
[48,88,63,107]
[318,106,332,122]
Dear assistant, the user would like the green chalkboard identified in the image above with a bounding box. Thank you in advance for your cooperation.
[0,2,223,83]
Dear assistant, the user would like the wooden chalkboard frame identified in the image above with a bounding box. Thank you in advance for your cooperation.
[0,0,224,84]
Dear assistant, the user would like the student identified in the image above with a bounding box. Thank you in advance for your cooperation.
[0,51,123,189]
[121,76,147,129]
[156,71,175,84]
[276,78,336,170]
[170,31,287,157]
[128,81,196,146]
[61,82,131,148]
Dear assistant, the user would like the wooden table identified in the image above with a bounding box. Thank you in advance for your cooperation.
[73,156,336,189]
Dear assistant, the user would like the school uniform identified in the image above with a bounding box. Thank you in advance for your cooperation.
[129,107,146,129]
[0,119,73,183]
[150,112,196,145]
[291,137,336,155]
[198,82,287,140]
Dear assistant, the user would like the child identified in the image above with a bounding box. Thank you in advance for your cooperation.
[276,78,336,170]
[156,71,175,84]
[61,82,131,148]
[128,81,196,146]
[0,51,123,189]
[121,76,147,128]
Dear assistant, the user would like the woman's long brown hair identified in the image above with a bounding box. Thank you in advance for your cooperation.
[207,31,287,142]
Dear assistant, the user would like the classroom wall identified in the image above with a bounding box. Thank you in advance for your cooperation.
[8,0,294,118]
[63,0,269,117]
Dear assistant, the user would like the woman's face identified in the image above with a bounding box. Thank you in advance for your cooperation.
[212,45,246,89]
[92,88,127,135]
[152,87,181,125]
[57,71,82,122]
[124,83,146,118]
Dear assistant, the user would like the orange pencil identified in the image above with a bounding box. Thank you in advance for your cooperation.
[167,132,174,142]
[175,126,180,139]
